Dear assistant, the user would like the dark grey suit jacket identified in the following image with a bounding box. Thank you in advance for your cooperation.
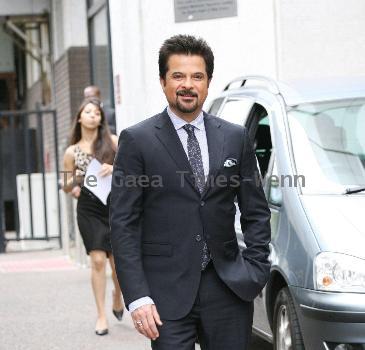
[110,109,271,320]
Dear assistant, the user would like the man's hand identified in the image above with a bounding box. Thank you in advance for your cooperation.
[131,304,163,340]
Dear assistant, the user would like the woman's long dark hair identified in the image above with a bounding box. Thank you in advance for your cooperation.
[69,98,116,164]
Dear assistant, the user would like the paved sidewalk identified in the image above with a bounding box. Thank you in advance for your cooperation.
[0,250,271,350]
[0,250,150,350]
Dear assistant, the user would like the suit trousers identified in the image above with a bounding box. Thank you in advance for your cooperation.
[151,262,254,350]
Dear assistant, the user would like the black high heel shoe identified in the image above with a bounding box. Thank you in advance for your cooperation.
[95,328,108,336]
[112,308,124,321]
[112,290,124,321]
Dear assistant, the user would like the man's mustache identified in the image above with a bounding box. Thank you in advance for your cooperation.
[176,90,198,97]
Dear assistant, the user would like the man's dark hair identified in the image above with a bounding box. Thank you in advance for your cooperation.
[159,34,214,80]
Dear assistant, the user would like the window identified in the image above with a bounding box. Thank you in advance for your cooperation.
[288,99,365,194]
[245,103,272,178]
[87,0,115,131]
[254,116,272,178]
[218,98,254,126]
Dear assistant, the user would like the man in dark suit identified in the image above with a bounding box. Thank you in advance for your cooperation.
[110,35,271,350]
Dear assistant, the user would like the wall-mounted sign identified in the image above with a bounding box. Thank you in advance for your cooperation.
[174,0,237,23]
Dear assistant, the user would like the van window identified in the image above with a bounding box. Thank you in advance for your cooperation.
[218,98,253,126]
[254,116,272,177]
[288,98,365,194]
[246,104,272,178]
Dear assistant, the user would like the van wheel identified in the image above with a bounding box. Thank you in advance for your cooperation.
[273,287,304,350]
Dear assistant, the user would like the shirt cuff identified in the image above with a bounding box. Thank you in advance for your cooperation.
[129,297,155,313]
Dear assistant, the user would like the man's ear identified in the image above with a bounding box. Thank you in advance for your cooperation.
[207,78,212,87]
[160,77,166,91]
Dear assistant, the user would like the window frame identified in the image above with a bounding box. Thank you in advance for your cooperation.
[87,0,115,109]
[215,96,255,126]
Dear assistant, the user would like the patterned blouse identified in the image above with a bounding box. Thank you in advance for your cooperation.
[74,145,93,176]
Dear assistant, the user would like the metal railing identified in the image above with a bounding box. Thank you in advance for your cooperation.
[0,106,62,251]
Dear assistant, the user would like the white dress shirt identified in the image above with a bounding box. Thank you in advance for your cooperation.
[128,107,210,313]
[167,107,210,178]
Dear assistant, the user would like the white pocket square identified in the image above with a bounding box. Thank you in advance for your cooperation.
[223,158,237,168]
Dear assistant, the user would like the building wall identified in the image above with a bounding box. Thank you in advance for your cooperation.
[109,0,277,131]
[54,47,91,163]
[20,0,89,108]
[23,0,90,170]
[25,47,90,172]
[275,0,365,80]
[53,49,71,161]
[0,0,90,241]
[25,80,43,111]
[0,0,49,15]
[0,27,15,73]
[52,0,89,61]
[109,0,365,132]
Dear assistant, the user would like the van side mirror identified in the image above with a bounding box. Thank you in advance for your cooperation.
[269,174,283,207]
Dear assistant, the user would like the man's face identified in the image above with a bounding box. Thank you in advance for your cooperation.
[84,87,100,99]
[160,54,210,119]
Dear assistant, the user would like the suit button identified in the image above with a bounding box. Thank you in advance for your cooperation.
[195,234,202,242]
[200,201,205,207]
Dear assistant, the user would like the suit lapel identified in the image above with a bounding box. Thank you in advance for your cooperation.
[202,113,225,198]
[154,110,200,195]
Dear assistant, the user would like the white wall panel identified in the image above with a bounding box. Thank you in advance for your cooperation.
[109,0,277,131]
[275,0,365,79]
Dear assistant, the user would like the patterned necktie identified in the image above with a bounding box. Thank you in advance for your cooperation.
[183,124,211,270]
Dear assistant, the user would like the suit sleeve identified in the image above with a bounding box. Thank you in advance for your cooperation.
[236,127,271,287]
[110,129,150,308]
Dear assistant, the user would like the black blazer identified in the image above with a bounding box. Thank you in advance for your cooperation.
[110,109,271,320]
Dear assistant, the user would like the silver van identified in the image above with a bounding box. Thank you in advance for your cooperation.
[208,76,365,350]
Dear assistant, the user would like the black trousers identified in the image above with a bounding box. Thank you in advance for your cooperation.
[151,263,254,350]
